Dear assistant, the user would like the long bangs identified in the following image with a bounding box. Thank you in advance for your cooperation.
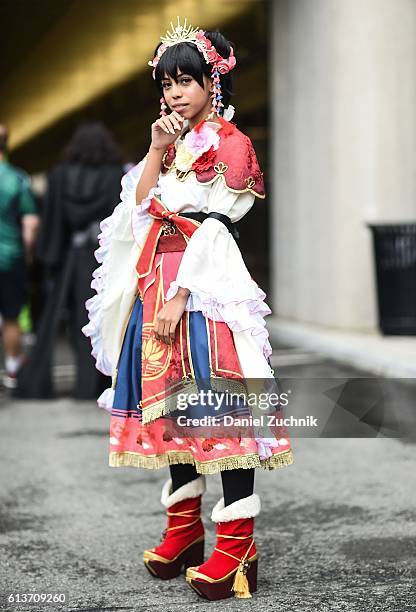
[154,42,210,90]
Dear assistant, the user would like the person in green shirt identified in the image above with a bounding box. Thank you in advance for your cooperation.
[0,124,39,388]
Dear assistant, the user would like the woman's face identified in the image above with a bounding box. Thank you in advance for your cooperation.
[161,70,212,122]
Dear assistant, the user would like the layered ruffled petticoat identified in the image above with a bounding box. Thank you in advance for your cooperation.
[83,124,294,474]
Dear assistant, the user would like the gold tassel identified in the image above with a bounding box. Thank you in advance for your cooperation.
[232,561,252,599]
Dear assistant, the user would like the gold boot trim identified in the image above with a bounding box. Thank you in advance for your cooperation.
[185,553,258,584]
[143,534,204,564]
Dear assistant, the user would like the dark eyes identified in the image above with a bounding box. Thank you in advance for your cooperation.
[162,77,192,89]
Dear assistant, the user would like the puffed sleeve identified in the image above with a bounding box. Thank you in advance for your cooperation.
[165,177,273,362]
[82,158,155,389]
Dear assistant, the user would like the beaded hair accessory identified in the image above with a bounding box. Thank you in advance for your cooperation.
[148,17,236,118]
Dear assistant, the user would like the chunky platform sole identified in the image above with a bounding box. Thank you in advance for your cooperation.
[186,555,258,600]
[143,536,204,580]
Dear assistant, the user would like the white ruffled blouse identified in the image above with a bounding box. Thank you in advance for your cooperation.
[83,123,275,400]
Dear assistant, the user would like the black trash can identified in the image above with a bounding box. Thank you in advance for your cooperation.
[367,223,416,335]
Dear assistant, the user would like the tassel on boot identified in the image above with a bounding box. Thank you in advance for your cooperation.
[186,493,260,600]
[232,555,252,598]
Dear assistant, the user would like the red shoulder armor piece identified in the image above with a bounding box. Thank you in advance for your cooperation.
[160,119,265,198]
[196,120,265,198]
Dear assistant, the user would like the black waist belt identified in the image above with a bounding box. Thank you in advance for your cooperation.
[179,211,239,240]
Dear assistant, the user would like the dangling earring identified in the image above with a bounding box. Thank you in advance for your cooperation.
[210,68,224,118]
[160,96,168,116]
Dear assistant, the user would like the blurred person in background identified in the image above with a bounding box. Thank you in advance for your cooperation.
[16,121,125,400]
[0,124,39,389]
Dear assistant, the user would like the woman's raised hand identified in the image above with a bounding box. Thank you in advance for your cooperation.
[151,111,185,150]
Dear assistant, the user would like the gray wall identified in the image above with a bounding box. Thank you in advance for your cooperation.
[271,0,416,331]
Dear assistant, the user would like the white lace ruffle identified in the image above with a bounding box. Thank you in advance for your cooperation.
[97,387,115,413]
[82,158,151,378]
[82,204,123,376]
[165,281,273,359]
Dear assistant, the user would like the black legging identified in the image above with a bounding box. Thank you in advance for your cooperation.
[169,464,254,507]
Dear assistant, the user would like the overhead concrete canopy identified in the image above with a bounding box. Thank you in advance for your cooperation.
[1,0,267,168]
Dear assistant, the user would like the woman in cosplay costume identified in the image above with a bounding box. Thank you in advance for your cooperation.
[83,18,293,600]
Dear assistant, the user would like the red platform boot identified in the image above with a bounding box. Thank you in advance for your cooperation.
[186,493,260,600]
[143,475,205,579]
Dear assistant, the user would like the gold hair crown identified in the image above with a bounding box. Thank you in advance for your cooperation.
[160,17,200,46]
[148,16,236,76]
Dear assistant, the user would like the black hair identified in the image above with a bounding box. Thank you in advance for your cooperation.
[63,121,122,166]
[153,31,234,113]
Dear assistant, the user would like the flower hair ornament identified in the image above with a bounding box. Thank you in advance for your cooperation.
[148,17,236,119]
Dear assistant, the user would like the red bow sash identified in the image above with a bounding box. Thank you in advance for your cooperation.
[136,196,201,280]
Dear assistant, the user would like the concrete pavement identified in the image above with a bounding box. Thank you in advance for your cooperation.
[1,352,415,612]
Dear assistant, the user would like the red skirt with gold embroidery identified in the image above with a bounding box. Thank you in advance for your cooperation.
[109,211,293,473]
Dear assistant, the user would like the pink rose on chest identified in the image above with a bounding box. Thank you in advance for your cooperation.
[184,123,220,157]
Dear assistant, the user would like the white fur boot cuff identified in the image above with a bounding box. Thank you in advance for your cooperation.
[211,493,261,523]
[161,475,206,508]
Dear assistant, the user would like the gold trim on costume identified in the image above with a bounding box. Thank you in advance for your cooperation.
[176,169,192,182]
[144,535,204,564]
[212,319,243,378]
[143,257,162,296]
[140,376,185,403]
[109,448,294,474]
[203,172,266,199]
[166,165,266,199]
[136,223,164,280]
[152,283,161,326]
[213,161,228,174]
[141,329,173,383]
[159,253,165,306]
[161,149,174,170]
[204,317,247,396]
[205,316,214,376]
[186,553,258,583]
[209,375,248,396]
[179,315,187,379]
[186,311,195,380]
[141,380,201,424]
